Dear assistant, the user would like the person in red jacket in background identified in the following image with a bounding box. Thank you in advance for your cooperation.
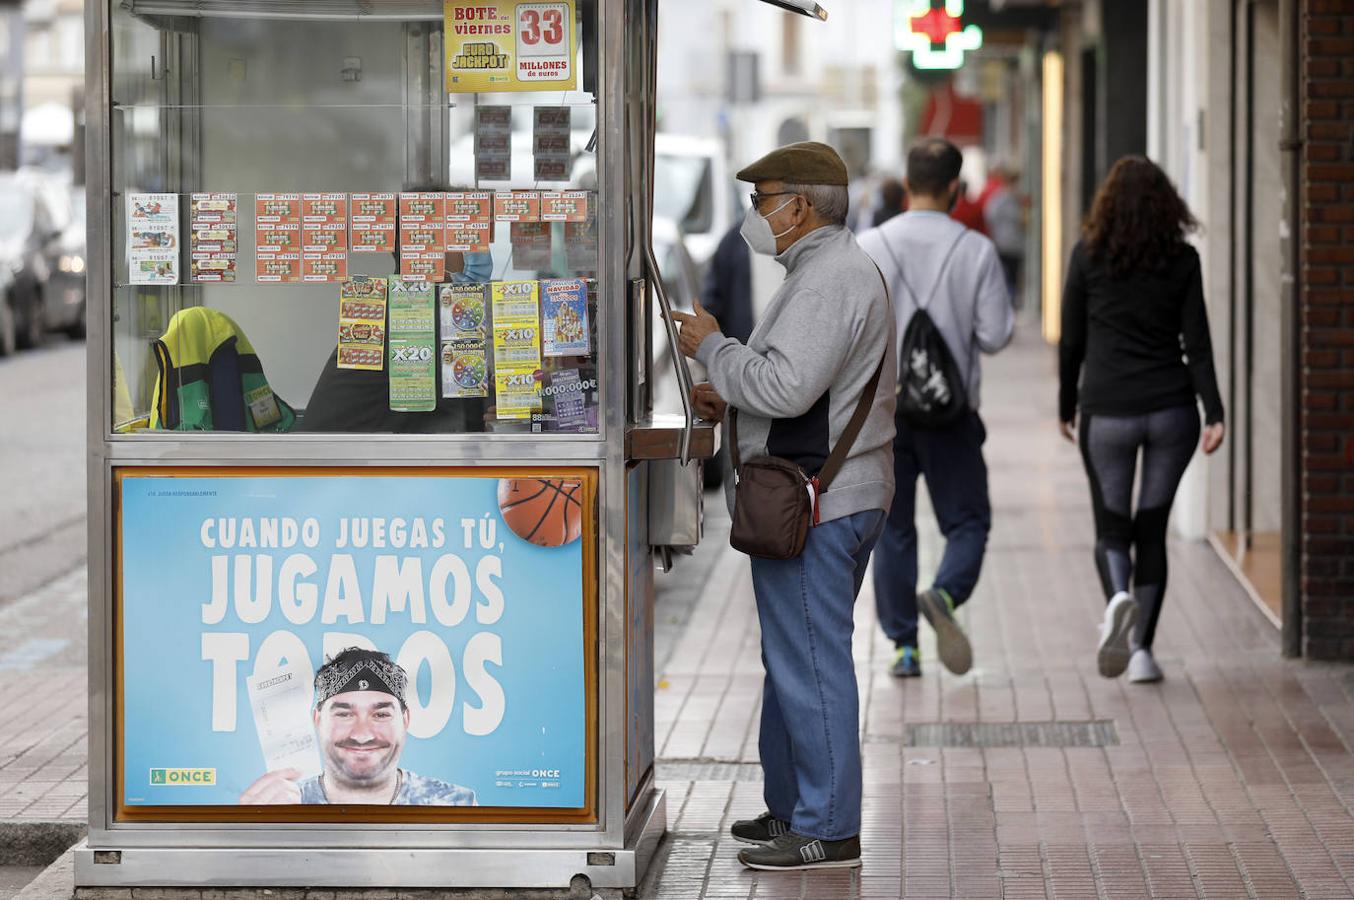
[948,179,987,234]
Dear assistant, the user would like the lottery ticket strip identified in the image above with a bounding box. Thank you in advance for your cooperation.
[9,335,1354,898]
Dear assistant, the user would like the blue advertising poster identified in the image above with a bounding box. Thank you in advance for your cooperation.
[118,470,589,809]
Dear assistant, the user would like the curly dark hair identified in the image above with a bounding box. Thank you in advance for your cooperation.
[1083,156,1198,277]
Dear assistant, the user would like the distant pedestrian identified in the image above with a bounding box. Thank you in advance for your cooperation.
[671,141,896,872]
[872,178,906,227]
[979,164,1024,305]
[859,138,1014,679]
[700,221,755,345]
[1059,155,1225,684]
[948,178,986,234]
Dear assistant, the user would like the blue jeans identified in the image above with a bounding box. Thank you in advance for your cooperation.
[872,411,991,648]
[750,508,885,841]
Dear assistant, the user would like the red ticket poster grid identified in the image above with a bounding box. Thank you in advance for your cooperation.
[445,191,493,223]
[447,221,492,253]
[302,193,349,283]
[255,193,302,283]
[399,192,447,282]
[494,191,542,223]
[541,190,590,223]
[350,192,398,254]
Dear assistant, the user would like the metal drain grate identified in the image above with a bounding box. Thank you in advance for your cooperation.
[656,761,765,782]
[900,720,1119,748]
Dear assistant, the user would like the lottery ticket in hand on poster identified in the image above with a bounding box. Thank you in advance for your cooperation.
[246,659,323,779]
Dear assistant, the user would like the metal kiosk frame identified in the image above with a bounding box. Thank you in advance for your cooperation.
[79,0,824,893]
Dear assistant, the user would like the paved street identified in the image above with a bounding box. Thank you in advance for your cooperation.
[0,340,87,605]
[8,327,1354,897]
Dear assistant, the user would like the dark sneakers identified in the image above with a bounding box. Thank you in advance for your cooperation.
[918,588,973,675]
[737,832,862,871]
[730,811,790,846]
[890,645,921,677]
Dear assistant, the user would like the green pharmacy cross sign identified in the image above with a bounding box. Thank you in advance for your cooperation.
[897,0,983,70]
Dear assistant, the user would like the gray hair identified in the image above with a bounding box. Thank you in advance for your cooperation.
[783,182,849,225]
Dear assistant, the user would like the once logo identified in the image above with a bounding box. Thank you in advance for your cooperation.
[149,768,216,786]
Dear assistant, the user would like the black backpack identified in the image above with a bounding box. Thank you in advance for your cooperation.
[880,229,969,429]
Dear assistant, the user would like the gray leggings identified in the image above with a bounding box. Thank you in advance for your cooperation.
[1078,405,1200,649]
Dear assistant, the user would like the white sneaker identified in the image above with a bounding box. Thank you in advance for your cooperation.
[1127,648,1163,683]
[1097,592,1139,678]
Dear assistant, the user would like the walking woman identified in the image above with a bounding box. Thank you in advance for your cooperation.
[1059,156,1225,683]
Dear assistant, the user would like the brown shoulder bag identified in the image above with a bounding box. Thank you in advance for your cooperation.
[727,356,885,560]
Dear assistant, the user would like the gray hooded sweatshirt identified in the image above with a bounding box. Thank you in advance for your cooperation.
[696,224,897,524]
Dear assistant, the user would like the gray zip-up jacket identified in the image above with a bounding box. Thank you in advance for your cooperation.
[696,224,897,524]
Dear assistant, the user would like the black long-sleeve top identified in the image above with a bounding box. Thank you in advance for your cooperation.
[1059,240,1224,425]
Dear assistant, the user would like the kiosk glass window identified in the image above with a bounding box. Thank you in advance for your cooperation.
[107,1,602,437]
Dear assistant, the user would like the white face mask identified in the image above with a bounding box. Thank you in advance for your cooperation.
[740,196,797,256]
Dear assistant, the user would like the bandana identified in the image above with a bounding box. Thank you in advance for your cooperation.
[314,656,408,707]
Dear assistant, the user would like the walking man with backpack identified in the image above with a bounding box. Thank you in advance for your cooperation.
[858,138,1014,677]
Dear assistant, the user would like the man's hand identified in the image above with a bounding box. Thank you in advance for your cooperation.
[1201,421,1225,455]
[691,382,728,423]
[1059,419,1076,443]
[239,768,303,805]
[669,299,721,359]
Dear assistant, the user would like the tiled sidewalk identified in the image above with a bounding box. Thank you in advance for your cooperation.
[641,327,1354,899]
[0,569,87,823]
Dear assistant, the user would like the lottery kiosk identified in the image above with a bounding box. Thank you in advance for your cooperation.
[82,0,824,893]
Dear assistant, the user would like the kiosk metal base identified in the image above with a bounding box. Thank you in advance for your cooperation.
[74,791,664,894]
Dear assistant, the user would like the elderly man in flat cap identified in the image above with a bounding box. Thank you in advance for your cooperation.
[672,142,896,871]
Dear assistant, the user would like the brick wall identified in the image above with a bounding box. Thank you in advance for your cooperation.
[1299,0,1354,659]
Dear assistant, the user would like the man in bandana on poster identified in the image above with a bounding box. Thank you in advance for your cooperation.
[239,648,478,806]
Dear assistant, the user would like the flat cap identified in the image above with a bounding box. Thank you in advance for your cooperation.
[735,141,849,186]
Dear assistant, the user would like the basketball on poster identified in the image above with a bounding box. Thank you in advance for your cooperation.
[118,471,588,810]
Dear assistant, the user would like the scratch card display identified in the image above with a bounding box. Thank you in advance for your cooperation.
[189,193,237,284]
[337,276,388,371]
[541,279,590,357]
[350,192,397,253]
[494,191,541,222]
[491,280,542,419]
[399,192,446,282]
[541,190,589,223]
[475,105,512,182]
[255,193,302,283]
[302,193,349,283]
[440,282,486,339]
[511,221,553,271]
[387,279,437,412]
[533,106,571,182]
[538,367,594,432]
[127,192,180,285]
[439,283,488,399]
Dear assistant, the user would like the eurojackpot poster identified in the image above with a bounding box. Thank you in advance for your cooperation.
[117,470,588,810]
[445,1,577,93]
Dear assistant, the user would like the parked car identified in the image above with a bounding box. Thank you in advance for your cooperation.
[0,173,85,354]
[49,188,88,339]
[651,134,740,276]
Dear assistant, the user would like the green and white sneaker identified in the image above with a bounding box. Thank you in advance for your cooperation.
[737,832,862,871]
[918,588,972,675]
[730,811,790,846]
[891,645,921,678]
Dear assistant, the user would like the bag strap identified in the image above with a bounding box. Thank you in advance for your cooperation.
[878,226,968,312]
[730,264,890,491]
